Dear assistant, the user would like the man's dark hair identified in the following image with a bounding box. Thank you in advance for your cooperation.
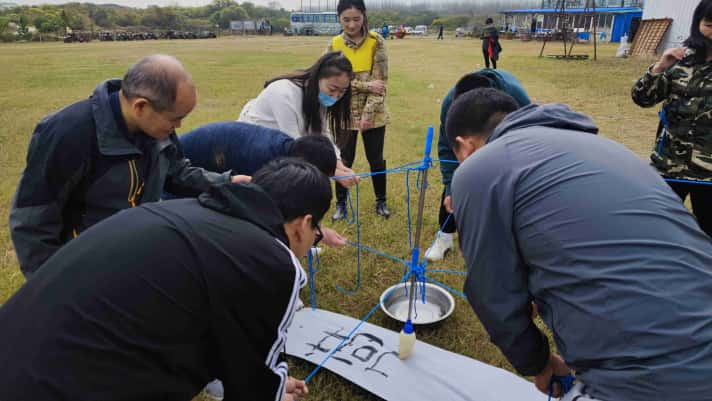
[453,72,494,99]
[485,17,493,24]
[252,158,332,226]
[265,51,353,135]
[121,54,188,112]
[684,0,712,62]
[446,88,519,150]
[288,135,337,177]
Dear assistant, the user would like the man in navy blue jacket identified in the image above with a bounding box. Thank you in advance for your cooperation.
[425,69,530,262]
[176,121,345,252]
[178,121,336,177]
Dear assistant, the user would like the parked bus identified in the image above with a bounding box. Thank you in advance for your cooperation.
[289,11,341,35]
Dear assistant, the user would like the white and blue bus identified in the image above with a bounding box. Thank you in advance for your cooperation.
[289,11,341,35]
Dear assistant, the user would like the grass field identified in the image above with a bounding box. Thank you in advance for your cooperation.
[0,35,659,400]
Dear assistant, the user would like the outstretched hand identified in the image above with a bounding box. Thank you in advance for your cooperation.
[335,161,359,189]
[282,377,308,401]
[652,47,686,74]
[321,226,347,247]
[231,175,252,184]
[443,195,453,213]
[534,354,572,397]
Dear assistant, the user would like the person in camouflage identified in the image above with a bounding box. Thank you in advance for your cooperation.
[480,18,501,69]
[329,0,391,220]
[632,0,712,237]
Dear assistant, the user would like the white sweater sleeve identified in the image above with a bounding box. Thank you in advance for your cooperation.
[265,82,305,139]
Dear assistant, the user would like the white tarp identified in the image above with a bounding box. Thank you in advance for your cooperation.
[285,308,549,401]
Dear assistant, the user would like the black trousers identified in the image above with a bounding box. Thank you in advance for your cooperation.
[667,180,712,237]
[483,50,497,69]
[437,32,443,40]
[438,188,457,234]
[335,126,387,204]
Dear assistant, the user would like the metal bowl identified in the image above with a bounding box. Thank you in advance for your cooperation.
[380,283,455,326]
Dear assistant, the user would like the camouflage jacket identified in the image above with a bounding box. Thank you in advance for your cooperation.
[328,31,390,132]
[632,49,712,180]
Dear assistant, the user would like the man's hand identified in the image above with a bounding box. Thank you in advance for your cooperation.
[321,226,347,247]
[534,354,572,397]
[282,377,308,401]
[652,47,686,74]
[443,195,453,213]
[335,160,359,188]
[368,80,386,95]
[231,175,251,184]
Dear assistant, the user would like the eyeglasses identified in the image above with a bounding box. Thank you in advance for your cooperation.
[313,224,324,247]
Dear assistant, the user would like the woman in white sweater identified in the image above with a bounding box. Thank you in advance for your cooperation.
[240,51,358,188]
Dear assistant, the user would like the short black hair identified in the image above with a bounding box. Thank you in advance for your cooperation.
[446,88,519,150]
[288,135,337,176]
[685,0,712,62]
[485,17,493,24]
[453,72,494,99]
[252,157,332,226]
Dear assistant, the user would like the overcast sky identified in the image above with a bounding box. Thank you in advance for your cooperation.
[11,0,296,8]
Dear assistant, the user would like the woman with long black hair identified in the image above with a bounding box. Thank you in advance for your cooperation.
[632,0,712,237]
[240,51,358,188]
[329,0,391,220]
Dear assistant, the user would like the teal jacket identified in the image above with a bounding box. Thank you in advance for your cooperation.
[437,69,530,195]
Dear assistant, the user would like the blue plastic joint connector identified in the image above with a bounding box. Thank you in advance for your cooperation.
[403,319,414,334]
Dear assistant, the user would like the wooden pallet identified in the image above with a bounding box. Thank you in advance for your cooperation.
[630,18,672,57]
[546,54,589,60]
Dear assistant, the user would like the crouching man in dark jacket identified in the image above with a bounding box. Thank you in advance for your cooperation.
[177,121,348,252]
[9,54,245,277]
[0,158,327,401]
[448,88,712,401]
[178,121,337,177]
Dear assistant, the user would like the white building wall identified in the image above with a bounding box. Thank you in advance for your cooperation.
[642,0,697,51]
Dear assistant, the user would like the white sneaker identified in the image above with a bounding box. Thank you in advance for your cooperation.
[203,379,224,401]
[309,247,323,258]
[425,233,454,262]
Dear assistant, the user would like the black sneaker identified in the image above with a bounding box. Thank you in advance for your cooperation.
[376,201,391,219]
[332,203,347,222]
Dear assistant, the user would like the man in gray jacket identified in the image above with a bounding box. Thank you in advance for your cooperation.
[9,54,243,276]
[447,88,712,401]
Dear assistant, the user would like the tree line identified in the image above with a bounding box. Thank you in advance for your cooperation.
[0,0,537,42]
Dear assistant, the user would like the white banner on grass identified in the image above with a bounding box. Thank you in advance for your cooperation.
[285,308,549,401]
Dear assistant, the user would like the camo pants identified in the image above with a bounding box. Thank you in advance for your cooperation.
[668,180,712,238]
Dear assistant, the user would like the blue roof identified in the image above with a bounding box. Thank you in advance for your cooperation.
[501,7,642,14]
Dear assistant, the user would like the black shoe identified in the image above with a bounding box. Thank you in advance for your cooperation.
[332,203,347,222]
[376,201,391,219]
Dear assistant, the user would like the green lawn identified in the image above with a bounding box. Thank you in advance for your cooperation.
[0,35,658,400]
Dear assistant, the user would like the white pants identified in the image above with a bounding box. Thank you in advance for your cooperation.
[560,382,604,401]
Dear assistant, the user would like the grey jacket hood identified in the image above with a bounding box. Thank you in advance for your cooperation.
[489,103,599,143]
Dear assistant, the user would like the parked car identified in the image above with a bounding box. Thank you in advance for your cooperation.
[404,26,414,34]
[413,25,428,35]
[455,27,473,38]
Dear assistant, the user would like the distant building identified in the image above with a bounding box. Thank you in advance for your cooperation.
[289,11,341,35]
[501,0,643,43]
[641,0,696,51]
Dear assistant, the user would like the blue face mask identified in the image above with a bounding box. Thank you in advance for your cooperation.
[319,91,339,107]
